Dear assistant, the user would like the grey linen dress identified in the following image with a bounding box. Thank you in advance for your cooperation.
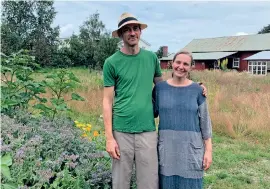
[153,81,212,189]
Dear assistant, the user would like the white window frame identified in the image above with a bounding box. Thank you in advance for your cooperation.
[233,58,240,68]
[248,61,267,75]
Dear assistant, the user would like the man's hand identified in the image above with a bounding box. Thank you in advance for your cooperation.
[200,83,207,96]
[106,138,120,160]
[203,150,212,170]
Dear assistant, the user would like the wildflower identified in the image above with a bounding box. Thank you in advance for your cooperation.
[82,133,87,137]
[93,131,99,137]
[74,120,79,124]
[86,124,92,128]
[86,127,91,132]
[77,123,85,128]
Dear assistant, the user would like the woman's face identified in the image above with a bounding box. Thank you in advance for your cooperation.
[172,54,192,78]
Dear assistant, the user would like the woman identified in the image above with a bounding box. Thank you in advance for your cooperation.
[153,51,212,189]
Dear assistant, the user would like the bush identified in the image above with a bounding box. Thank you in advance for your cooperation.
[1,111,112,188]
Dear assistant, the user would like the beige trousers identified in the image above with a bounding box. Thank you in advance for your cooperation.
[112,131,158,189]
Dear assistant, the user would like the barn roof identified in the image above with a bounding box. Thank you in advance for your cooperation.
[243,51,270,60]
[182,33,270,52]
[192,52,237,60]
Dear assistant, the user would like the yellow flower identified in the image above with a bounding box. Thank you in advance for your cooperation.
[86,127,91,132]
[93,131,99,137]
[86,124,92,128]
[76,123,84,128]
[82,133,87,137]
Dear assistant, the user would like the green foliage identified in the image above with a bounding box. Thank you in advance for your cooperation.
[93,33,120,69]
[1,113,112,188]
[1,0,60,66]
[1,50,46,116]
[258,24,270,34]
[33,69,85,120]
[155,46,164,58]
[1,154,18,189]
[220,58,228,71]
[54,12,119,69]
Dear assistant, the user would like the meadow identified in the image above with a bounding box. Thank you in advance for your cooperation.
[62,68,270,189]
[2,67,270,188]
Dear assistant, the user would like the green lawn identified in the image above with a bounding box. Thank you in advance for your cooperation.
[203,134,270,189]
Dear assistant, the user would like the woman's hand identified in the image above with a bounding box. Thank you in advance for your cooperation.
[203,150,212,170]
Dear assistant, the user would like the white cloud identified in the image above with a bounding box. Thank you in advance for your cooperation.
[60,24,74,35]
[234,32,249,36]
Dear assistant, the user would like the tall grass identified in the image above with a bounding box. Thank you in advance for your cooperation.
[35,68,270,143]
[189,70,270,143]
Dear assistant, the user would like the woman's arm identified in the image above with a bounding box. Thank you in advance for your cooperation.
[198,97,213,170]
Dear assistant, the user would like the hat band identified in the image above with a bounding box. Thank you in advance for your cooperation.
[118,17,138,27]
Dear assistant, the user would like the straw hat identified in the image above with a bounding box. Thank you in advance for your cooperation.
[112,12,147,37]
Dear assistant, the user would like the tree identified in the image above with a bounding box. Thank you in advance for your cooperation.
[155,46,164,58]
[1,1,36,55]
[31,1,60,66]
[258,24,270,34]
[63,12,119,69]
[78,12,106,68]
[1,0,59,66]
[93,32,120,69]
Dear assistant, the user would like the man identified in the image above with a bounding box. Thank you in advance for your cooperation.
[103,12,206,189]
[103,12,161,189]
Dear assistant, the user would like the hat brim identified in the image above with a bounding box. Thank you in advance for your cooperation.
[112,21,147,37]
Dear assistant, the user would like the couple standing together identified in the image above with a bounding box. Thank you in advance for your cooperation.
[103,12,212,189]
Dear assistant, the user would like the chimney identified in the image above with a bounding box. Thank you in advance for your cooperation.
[162,46,168,57]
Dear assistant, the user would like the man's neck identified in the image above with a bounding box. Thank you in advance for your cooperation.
[121,44,140,55]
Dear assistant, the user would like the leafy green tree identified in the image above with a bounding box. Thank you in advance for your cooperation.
[93,32,120,69]
[1,0,59,66]
[63,12,119,69]
[31,1,60,66]
[1,1,36,55]
[258,24,270,34]
[155,46,164,58]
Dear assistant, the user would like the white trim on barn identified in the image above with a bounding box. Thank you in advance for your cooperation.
[233,58,240,68]
[248,61,268,75]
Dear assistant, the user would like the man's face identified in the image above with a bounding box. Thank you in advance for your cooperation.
[120,24,141,47]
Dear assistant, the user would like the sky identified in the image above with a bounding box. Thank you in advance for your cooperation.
[53,1,270,53]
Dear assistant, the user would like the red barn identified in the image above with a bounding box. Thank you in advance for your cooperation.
[159,46,175,69]
[181,33,270,75]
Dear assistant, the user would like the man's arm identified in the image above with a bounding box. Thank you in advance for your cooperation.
[154,76,163,85]
[199,83,207,96]
[103,86,120,159]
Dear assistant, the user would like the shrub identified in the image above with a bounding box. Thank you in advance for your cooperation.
[1,112,112,188]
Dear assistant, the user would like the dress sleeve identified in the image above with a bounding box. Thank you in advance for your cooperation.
[152,86,159,118]
[198,92,212,140]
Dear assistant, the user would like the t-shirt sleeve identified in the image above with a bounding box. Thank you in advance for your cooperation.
[103,59,115,87]
[154,53,162,77]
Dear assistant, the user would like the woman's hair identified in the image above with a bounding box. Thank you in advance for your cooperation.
[172,50,194,63]
[171,50,193,79]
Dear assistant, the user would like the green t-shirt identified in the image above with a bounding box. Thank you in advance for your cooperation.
[103,48,162,133]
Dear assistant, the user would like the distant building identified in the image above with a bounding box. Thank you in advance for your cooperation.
[181,33,270,75]
[159,46,178,69]
[117,38,151,50]
[159,34,270,75]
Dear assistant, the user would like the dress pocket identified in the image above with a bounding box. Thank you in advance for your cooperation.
[188,142,204,171]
